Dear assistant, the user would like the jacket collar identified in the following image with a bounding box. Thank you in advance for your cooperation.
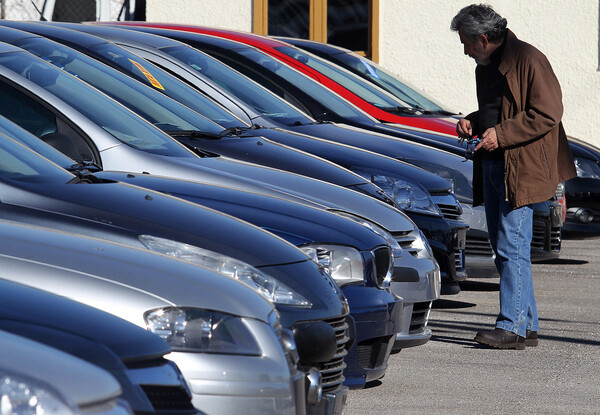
[498,29,519,76]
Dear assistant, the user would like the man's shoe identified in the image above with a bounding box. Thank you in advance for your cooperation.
[525,330,538,347]
[474,328,526,350]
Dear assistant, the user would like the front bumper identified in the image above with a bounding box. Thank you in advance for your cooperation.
[408,213,468,287]
[340,284,403,389]
[166,319,298,415]
[389,254,440,351]
[563,177,600,235]
[306,386,348,415]
[462,202,562,277]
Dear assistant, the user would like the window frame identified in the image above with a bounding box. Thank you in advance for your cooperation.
[253,0,379,63]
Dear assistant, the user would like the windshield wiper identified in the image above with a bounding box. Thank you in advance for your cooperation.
[165,129,222,140]
[67,161,103,184]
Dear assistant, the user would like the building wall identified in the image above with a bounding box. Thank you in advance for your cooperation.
[146,0,253,31]
[380,1,600,146]
[143,0,599,146]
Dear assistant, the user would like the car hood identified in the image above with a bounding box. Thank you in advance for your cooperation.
[0,278,170,362]
[96,171,389,249]
[0,178,310,267]
[175,130,373,188]
[568,136,600,162]
[0,330,122,408]
[286,122,474,203]
[0,220,276,325]
[275,123,453,192]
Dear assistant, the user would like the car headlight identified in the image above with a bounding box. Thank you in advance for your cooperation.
[0,372,132,415]
[400,159,473,204]
[139,235,311,307]
[145,307,261,354]
[354,171,442,217]
[332,211,403,259]
[397,228,435,260]
[574,157,600,179]
[299,244,364,287]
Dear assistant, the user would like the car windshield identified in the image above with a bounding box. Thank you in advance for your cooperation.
[161,45,312,126]
[275,45,410,110]
[0,51,193,157]
[12,37,224,136]
[330,52,446,112]
[0,134,74,183]
[0,116,74,168]
[88,42,244,128]
[233,47,370,122]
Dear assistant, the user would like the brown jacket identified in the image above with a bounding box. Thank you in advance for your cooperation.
[466,30,576,208]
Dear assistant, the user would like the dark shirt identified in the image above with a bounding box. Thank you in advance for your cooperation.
[475,37,506,160]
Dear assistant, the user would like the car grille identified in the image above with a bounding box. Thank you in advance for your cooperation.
[139,385,196,412]
[437,203,463,221]
[315,315,349,393]
[372,246,392,287]
[532,218,561,253]
[465,231,494,257]
[392,230,419,256]
[410,302,432,334]
[356,335,394,370]
[430,194,463,221]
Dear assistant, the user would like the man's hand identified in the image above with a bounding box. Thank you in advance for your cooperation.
[474,127,499,152]
[456,118,473,138]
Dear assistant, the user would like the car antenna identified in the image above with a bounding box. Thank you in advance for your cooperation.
[31,0,47,21]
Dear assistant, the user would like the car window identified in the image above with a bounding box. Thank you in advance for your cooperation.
[12,37,223,135]
[331,52,446,112]
[0,134,74,183]
[0,51,193,158]
[275,45,409,110]
[0,77,95,163]
[231,47,370,122]
[0,115,75,169]
[88,42,245,128]
[161,45,312,126]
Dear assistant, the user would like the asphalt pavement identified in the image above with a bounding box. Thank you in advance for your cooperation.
[345,236,600,414]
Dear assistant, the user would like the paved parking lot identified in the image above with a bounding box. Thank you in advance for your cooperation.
[345,236,600,414]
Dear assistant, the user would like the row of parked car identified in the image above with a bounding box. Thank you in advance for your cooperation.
[1,19,598,415]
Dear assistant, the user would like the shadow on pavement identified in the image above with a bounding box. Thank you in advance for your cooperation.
[364,380,382,389]
[432,299,477,309]
[459,280,500,291]
[535,258,588,265]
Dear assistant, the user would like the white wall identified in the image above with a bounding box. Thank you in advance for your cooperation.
[146,0,253,31]
[380,0,600,146]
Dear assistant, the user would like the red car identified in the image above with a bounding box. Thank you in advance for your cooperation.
[109,21,458,136]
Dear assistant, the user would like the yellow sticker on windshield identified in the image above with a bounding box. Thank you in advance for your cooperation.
[128,59,165,90]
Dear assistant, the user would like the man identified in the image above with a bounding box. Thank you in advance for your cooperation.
[451,4,576,349]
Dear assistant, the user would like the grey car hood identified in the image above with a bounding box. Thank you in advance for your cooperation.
[0,329,122,408]
[0,220,276,327]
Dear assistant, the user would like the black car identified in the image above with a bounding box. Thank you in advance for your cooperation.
[0,278,199,415]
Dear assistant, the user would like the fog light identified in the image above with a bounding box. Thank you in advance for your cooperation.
[305,368,322,405]
[574,208,593,223]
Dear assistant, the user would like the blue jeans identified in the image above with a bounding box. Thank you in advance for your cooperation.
[483,158,538,338]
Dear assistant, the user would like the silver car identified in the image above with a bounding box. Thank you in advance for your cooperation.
[0,329,133,415]
[0,219,303,415]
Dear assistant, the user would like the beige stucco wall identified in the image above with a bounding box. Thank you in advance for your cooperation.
[379,1,600,146]
[144,0,599,146]
[146,0,253,31]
